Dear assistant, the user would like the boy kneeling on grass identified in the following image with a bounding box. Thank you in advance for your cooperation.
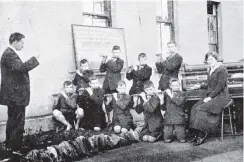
[53,81,84,131]
[139,81,164,143]
[77,75,107,131]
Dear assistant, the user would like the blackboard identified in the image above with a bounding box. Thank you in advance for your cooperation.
[71,25,128,71]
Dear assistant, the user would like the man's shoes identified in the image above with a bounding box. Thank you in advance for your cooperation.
[187,135,198,143]
[193,133,208,146]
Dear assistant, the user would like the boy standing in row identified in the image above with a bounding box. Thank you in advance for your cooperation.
[100,45,124,94]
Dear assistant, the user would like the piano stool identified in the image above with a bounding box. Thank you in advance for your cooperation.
[221,99,234,142]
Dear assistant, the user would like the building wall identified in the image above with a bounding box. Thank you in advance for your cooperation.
[174,0,209,65]
[112,0,159,89]
[220,0,243,62]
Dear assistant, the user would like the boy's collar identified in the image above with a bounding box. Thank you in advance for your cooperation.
[76,70,83,76]
[61,91,69,99]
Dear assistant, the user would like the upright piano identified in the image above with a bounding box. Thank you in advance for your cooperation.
[181,61,243,134]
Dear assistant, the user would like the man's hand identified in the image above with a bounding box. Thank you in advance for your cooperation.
[34,52,40,59]
[203,97,211,103]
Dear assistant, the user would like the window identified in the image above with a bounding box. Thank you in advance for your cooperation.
[207,1,219,52]
[156,0,174,54]
[82,0,112,27]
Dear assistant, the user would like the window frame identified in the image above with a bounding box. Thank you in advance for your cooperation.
[156,0,175,53]
[82,0,112,27]
[207,0,220,53]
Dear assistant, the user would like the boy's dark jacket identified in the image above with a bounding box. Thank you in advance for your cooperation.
[53,92,78,113]
[77,87,106,128]
[155,53,182,91]
[99,58,124,91]
[72,70,94,92]
[138,94,163,134]
[106,94,133,129]
[162,91,186,125]
[126,65,152,95]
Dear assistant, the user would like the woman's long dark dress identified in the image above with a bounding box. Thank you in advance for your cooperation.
[189,65,231,133]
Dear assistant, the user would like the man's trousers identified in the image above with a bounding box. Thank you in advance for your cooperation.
[6,104,26,151]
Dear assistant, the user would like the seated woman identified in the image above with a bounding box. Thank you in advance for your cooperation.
[188,51,231,146]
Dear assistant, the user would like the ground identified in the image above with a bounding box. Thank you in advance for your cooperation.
[0,129,242,162]
[78,135,243,162]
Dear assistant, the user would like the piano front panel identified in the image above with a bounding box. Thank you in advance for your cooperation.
[181,61,243,100]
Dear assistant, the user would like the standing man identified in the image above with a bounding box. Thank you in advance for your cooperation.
[0,32,40,153]
[156,42,183,91]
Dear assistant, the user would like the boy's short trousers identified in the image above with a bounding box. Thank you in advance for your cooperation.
[52,111,76,128]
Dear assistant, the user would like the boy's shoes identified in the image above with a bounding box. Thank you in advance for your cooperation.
[179,139,186,143]
[164,139,172,143]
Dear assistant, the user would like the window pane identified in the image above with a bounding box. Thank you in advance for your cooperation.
[156,0,169,21]
[156,24,162,53]
[83,15,107,27]
[94,0,105,14]
[209,31,217,44]
[93,18,107,27]
[83,15,93,25]
[156,23,171,54]
[83,0,105,14]
[208,16,217,31]
[209,44,217,52]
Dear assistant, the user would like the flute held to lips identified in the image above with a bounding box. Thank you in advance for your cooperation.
[100,54,109,63]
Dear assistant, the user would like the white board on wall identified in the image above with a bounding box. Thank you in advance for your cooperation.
[71,24,128,71]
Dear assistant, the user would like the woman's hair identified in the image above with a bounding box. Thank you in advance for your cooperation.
[204,51,220,63]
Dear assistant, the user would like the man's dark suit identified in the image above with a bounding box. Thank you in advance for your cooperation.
[0,47,39,151]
